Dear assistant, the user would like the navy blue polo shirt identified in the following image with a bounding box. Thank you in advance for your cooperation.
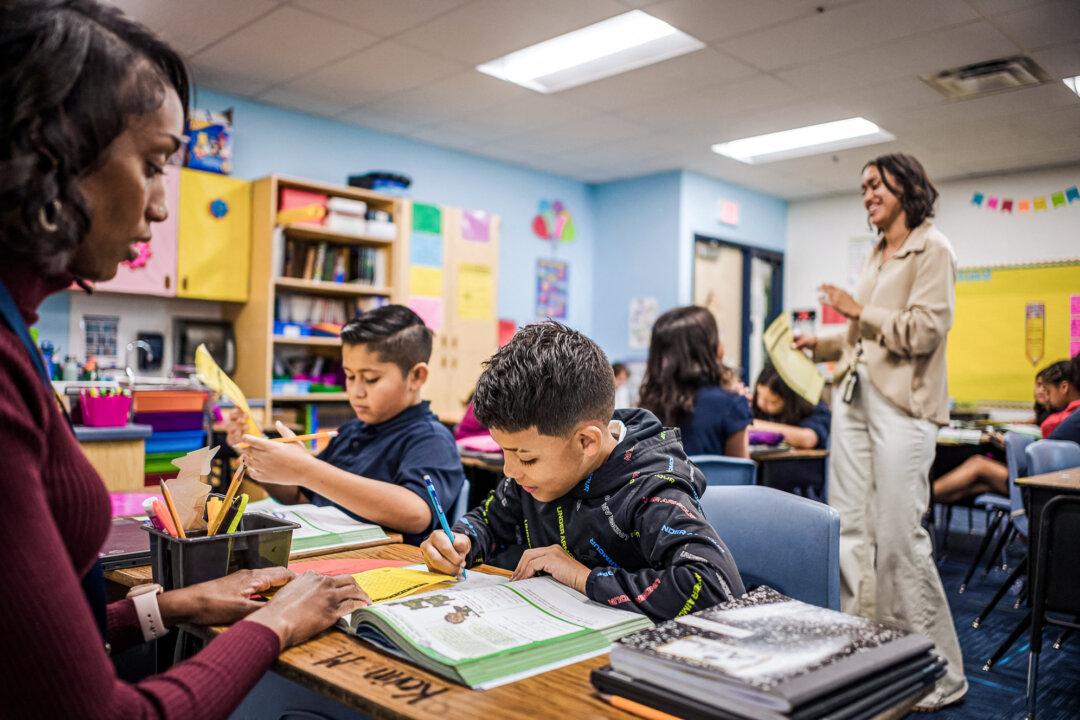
[304,401,465,545]
[679,385,753,456]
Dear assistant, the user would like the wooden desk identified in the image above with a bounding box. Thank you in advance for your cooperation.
[750,447,829,498]
[1017,467,1080,549]
[458,452,502,474]
[750,447,829,462]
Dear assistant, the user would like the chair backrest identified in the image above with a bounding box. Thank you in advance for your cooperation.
[1025,439,1080,477]
[1005,432,1036,532]
[1031,494,1080,617]
[450,478,471,523]
[700,485,840,609]
[688,454,757,486]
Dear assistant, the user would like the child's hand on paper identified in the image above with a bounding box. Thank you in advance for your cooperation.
[247,571,371,648]
[225,409,248,447]
[421,530,472,577]
[511,545,592,594]
[158,566,295,626]
[241,433,314,485]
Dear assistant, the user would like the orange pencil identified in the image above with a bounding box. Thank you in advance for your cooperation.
[158,479,187,539]
[208,462,245,536]
[151,499,178,538]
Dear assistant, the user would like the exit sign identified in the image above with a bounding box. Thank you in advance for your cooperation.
[718,199,740,226]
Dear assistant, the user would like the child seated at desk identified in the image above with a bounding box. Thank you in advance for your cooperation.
[421,320,745,622]
[1040,357,1080,438]
[750,363,831,449]
[229,305,465,545]
[638,305,751,459]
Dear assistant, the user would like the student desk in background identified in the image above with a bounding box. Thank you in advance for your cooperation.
[750,446,829,499]
[1017,466,1080,560]
[458,449,504,508]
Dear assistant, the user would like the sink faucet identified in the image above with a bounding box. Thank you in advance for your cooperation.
[124,340,154,385]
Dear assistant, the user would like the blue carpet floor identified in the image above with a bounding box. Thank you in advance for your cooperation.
[908,513,1080,720]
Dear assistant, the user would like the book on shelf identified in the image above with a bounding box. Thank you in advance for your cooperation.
[279,238,387,287]
[342,575,653,690]
[246,498,389,556]
[607,587,937,720]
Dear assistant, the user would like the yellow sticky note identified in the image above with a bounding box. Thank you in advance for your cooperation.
[457,263,494,321]
[409,266,443,296]
[353,567,455,603]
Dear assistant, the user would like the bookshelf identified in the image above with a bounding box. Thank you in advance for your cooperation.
[225,175,408,427]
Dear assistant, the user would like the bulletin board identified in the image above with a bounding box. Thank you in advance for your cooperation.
[947,260,1080,404]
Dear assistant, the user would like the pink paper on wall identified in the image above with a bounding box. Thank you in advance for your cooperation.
[407,296,444,332]
[1072,341,1080,358]
[461,209,490,242]
[1071,295,1080,315]
[821,303,847,325]
[1071,316,1080,337]
[986,196,999,210]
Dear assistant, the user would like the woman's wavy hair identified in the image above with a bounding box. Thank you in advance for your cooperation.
[639,305,734,427]
[0,0,190,274]
[864,153,938,231]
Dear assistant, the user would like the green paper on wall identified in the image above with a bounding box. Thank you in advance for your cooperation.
[412,203,442,235]
[1051,192,1066,208]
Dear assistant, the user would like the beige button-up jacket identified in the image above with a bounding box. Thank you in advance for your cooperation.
[814,220,956,425]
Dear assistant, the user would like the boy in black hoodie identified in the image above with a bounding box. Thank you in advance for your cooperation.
[421,321,744,622]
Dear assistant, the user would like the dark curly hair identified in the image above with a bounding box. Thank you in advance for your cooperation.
[0,0,190,274]
[340,304,433,376]
[638,305,735,427]
[473,321,615,437]
[752,363,815,426]
[863,153,938,231]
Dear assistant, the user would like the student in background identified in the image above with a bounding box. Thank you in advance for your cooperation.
[1048,355,1080,444]
[612,362,633,408]
[0,3,369,716]
[420,321,745,622]
[751,363,831,449]
[1039,358,1080,438]
[230,306,465,545]
[454,390,489,441]
[638,306,751,458]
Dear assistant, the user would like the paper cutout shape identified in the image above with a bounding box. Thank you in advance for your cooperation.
[1067,186,1079,203]
[1034,197,1048,211]
[409,266,443,296]
[987,196,999,210]
[1001,199,1013,213]
[461,209,491,242]
[971,192,984,206]
[166,445,218,531]
[532,199,575,242]
[1052,191,1066,208]
[407,296,444,332]
[763,314,825,405]
[412,203,442,235]
[195,344,261,436]
[1018,200,1031,212]
[410,232,443,267]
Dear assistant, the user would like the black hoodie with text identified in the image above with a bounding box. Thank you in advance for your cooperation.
[452,408,745,622]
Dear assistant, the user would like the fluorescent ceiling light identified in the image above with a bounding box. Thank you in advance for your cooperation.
[477,10,704,94]
[712,117,896,164]
[1064,76,1080,96]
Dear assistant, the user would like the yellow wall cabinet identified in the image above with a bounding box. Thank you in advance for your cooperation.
[176,169,252,302]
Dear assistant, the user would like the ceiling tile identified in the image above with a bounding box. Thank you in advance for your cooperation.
[267,41,462,110]
[993,0,1080,51]
[494,114,652,156]
[291,0,471,37]
[447,94,599,140]
[720,0,978,72]
[966,0,1057,17]
[191,6,378,95]
[106,0,282,54]
[643,0,856,43]
[334,106,429,136]
[404,126,488,152]
[393,0,628,65]
[349,72,535,127]
[241,85,354,117]
[1031,41,1080,79]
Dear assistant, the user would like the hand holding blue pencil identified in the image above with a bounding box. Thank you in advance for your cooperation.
[424,474,467,579]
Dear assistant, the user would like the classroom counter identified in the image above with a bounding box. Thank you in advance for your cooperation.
[74,423,154,442]
[75,423,152,491]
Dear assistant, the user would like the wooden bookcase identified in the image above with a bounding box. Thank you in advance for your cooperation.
[224,175,409,423]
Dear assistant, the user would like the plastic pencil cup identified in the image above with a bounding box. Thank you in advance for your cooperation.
[143,513,299,591]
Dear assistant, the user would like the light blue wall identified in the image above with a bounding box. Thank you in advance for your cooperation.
[589,172,682,362]
[196,88,595,334]
[34,292,70,353]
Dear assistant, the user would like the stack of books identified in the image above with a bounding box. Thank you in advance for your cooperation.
[592,587,944,720]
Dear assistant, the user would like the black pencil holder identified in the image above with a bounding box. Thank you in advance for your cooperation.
[143,514,300,590]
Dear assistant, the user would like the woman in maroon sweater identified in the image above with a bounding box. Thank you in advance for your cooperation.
[0,2,369,717]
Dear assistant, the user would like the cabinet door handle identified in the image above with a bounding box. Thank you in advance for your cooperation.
[164,275,171,290]
[181,276,188,291]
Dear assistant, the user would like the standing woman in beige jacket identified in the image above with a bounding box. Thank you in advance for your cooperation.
[795,154,966,711]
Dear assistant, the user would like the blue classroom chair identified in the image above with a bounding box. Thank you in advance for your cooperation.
[1026,439,1080,477]
[450,477,471,523]
[689,454,757,486]
[700,485,841,610]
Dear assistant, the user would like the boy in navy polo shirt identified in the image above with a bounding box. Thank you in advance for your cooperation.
[230,305,464,545]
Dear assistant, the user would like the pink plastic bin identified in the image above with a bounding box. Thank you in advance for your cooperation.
[81,395,132,427]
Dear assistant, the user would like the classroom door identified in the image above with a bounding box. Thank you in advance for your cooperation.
[694,240,743,371]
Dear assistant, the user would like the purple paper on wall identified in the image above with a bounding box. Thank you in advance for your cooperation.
[461,209,490,243]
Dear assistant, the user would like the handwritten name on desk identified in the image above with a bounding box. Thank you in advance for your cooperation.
[308,649,450,707]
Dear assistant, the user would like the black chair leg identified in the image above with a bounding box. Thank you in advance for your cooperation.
[961,510,1004,593]
[1052,628,1072,650]
[1026,645,1039,719]
[1015,579,1030,609]
[983,611,1032,671]
[974,558,1028,629]
[984,519,1015,575]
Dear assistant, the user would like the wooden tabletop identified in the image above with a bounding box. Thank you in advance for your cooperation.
[458,453,503,473]
[1017,466,1080,492]
[750,447,829,462]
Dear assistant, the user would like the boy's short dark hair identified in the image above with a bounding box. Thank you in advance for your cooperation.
[340,305,432,376]
[473,321,615,436]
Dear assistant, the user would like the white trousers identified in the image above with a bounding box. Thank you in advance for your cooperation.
[829,366,967,704]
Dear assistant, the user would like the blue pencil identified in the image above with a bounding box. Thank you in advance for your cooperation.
[424,474,467,579]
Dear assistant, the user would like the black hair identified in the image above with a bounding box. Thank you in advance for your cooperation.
[1039,360,1074,387]
[340,304,432,376]
[473,320,614,436]
[0,0,191,274]
[752,363,815,426]
[863,153,938,231]
[612,362,628,377]
[639,305,734,427]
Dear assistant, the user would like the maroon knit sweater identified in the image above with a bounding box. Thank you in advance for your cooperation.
[0,261,279,719]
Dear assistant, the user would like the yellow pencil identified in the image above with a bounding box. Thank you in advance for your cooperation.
[234,430,338,450]
[159,479,187,540]
[208,462,245,535]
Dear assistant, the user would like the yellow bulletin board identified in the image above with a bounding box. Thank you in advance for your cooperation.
[948,261,1080,404]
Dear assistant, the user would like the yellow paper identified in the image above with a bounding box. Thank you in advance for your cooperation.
[457,263,494,321]
[195,344,261,436]
[762,314,824,405]
[409,266,443,296]
[352,567,455,603]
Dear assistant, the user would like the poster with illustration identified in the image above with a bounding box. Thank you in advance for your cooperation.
[629,297,659,350]
[536,258,568,319]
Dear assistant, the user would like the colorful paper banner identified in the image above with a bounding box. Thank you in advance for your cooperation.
[970,184,1078,216]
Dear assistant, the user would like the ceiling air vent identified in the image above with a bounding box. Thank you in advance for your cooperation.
[921,56,1051,100]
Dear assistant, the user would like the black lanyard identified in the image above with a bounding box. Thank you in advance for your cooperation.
[0,279,107,641]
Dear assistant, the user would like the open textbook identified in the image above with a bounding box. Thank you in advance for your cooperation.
[340,575,653,689]
[763,314,825,405]
[246,498,389,556]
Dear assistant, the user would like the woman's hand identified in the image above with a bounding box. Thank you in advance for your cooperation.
[241,434,315,485]
[247,572,371,649]
[158,567,294,627]
[819,284,862,320]
[792,334,817,351]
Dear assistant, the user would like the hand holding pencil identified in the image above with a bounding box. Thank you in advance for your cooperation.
[240,421,325,486]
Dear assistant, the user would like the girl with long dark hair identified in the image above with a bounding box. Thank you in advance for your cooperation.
[751,363,831,449]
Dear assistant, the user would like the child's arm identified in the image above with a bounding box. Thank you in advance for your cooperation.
[751,419,819,449]
[451,477,524,566]
[585,486,745,622]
